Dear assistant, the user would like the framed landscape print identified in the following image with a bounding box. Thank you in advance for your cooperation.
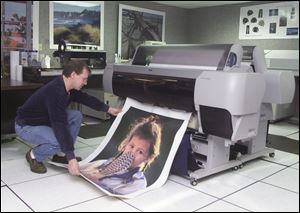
[49,1,104,50]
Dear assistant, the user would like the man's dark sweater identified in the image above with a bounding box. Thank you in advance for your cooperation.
[16,76,109,160]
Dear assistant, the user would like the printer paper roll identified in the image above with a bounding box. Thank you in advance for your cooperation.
[16,65,23,81]
[44,55,51,68]
[10,51,19,80]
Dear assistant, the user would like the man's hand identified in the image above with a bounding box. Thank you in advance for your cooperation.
[108,107,122,116]
[68,159,80,176]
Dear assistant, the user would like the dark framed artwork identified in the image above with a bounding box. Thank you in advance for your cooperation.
[118,4,165,60]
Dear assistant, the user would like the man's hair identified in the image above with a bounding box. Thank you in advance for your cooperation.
[118,115,162,170]
[62,61,91,77]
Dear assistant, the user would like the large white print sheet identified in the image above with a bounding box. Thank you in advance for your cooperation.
[51,98,191,198]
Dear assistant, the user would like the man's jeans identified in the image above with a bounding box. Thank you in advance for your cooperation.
[15,110,82,162]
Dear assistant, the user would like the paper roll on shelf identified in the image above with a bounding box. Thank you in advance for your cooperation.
[44,55,51,68]
[16,65,23,81]
[10,51,19,80]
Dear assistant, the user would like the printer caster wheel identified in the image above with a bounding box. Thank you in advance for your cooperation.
[239,163,244,169]
[191,179,198,186]
[233,166,239,171]
[269,152,275,158]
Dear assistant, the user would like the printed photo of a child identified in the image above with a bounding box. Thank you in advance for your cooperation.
[80,103,188,197]
[81,115,162,195]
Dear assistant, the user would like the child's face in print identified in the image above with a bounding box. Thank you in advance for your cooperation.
[123,135,150,168]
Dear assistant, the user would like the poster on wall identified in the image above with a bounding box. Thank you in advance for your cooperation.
[2,1,28,49]
[50,98,191,199]
[49,1,104,50]
[239,1,299,39]
[118,4,165,60]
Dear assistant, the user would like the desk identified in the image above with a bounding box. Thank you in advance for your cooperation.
[1,71,105,135]
[22,67,104,89]
[1,78,43,135]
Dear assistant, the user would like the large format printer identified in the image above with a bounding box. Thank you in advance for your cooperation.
[103,44,295,185]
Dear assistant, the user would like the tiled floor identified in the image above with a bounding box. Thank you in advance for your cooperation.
[1,121,299,212]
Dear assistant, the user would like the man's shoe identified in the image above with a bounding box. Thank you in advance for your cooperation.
[52,154,82,164]
[26,150,47,174]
